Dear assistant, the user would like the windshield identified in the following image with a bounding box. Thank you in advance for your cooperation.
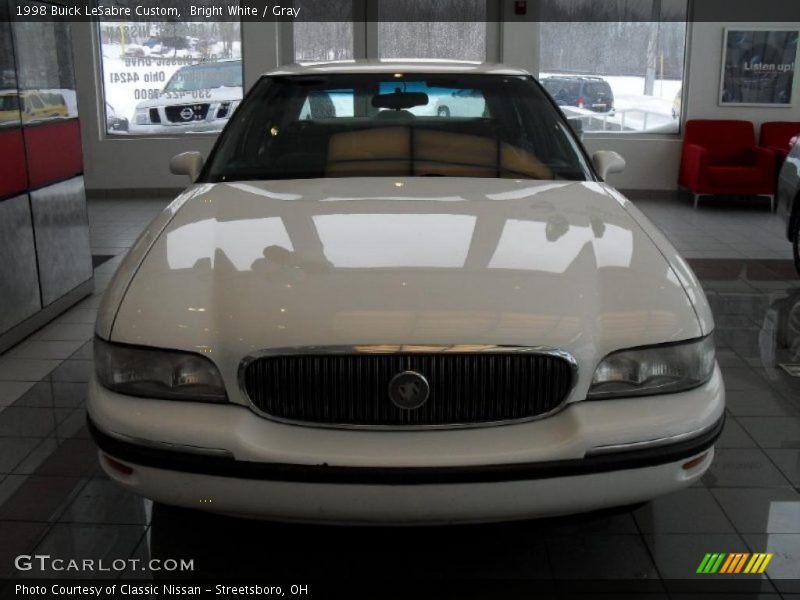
[163,62,242,93]
[203,73,592,183]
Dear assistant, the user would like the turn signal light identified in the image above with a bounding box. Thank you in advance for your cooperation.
[682,453,708,471]
[103,454,134,476]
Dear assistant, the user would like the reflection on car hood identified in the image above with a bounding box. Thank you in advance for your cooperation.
[105,178,706,399]
[134,86,242,109]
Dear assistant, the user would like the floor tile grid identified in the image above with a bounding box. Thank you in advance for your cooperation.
[700,278,800,593]
[0,353,138,580]
[634,195,792,260]
[0,479,96,579]
[0,198,165,407]
[0,361,94,484]
[10,522,151,580]
[624,466,783,593]
[710,307,800,499]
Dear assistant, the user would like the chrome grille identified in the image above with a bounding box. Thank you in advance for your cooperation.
[242,350,575,428]
[165,103,210,123]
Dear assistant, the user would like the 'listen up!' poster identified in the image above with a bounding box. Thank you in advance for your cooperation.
[720,28,799,106]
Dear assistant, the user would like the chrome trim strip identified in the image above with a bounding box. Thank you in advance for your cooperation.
[102,427,234,459]
[585,420,721,456]
[237,344,579,431]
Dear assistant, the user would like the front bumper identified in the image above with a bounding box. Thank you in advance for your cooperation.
[127,120,227,135]
[92,425,718,524]
[90,414,721,485]
[88,366,724,522]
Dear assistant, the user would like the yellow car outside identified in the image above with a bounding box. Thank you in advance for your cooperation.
[0,91,21,126]
[20,90,68,123]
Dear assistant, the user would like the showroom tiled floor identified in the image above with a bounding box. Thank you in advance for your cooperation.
[634,193,794,260]
[0,192,798,597]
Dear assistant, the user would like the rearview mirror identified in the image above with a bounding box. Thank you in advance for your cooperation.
[169,151,204,182]
[372,91,429,110]
[592,150,626,180]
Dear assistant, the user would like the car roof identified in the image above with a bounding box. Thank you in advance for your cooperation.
[180,59,242,70]
[264,59,531,77]
[542,75,607,82]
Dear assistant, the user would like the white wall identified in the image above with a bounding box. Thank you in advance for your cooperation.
[684,22,800,124]
[500,1,538,73]
[73,16,800,192]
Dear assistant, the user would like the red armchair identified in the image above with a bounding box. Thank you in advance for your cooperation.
[679,120,776,210]
[759,121,800,167]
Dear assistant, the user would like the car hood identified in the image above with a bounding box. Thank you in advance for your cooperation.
[102,178,709,402]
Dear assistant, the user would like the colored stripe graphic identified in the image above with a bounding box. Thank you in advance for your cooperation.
[758,553,774,573]
[697,553,773,574]
[719,553,736,573]
[710,553,726,573]
[733,553,749,573]
[696,553,714,573]
[720,553,737,573]
[744,553,773,574]
[697,553,727,573]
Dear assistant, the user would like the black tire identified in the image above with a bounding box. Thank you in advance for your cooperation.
[437,106,450,117]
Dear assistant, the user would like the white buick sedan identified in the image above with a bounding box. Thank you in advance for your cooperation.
[89,61,724,524]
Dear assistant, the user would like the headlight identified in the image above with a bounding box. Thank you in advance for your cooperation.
[134,108,149,125]
[588,335,715,399]
[94,338,227,402]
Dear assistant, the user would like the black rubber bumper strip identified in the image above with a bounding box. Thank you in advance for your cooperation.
[88,414,724,486]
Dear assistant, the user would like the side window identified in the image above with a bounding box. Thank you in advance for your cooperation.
[167,73,187,92]
[298,90,354,120]
[539,0,689,134]
[299,99,311,120]
[435,87,487,117]
[329,91,354,117]
[97,23,243,136]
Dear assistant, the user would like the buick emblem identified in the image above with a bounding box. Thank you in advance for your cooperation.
[180,107,194,121]
[388,371,430,410]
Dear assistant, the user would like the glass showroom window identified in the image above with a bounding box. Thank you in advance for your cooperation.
[539,0,688,134]
[293,0,354,62]
[378,0,487,61]
[98,21,242,135]
[11,20,78,125]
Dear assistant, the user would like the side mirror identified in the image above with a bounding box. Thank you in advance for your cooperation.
[592,150,626,180]
[169,151,204,182]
